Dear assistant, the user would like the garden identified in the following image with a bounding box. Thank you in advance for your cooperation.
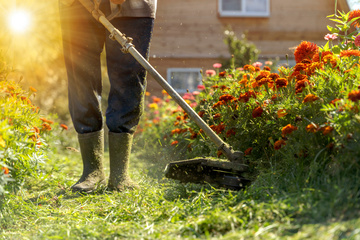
[1,5,360,240]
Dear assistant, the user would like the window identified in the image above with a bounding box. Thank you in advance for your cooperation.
[167,68,202,94]
[219,0,270,17]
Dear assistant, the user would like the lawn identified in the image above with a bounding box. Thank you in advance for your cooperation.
[1,145,359,239]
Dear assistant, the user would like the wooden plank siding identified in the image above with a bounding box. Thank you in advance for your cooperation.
[146,0,349,94]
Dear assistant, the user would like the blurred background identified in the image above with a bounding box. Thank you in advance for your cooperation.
[0,0,357,125]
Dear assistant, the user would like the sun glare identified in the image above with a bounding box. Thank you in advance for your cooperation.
[7,9,32,34]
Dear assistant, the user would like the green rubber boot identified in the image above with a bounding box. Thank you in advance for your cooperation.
[71,130,106,193]
[107,132,139,191]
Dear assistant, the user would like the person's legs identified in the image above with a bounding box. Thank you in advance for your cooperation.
[59,0,106,192]
[105,17,154,190]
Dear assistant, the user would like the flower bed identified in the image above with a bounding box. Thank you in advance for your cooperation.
[136,10,360,185]
[0,58,67,195]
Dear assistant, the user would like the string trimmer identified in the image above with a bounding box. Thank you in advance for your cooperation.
[78,0,250,190]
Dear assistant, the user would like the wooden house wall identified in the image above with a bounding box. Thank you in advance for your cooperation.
[146,0,349,93]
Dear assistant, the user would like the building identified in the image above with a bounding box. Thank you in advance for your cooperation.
[146,0,350,94]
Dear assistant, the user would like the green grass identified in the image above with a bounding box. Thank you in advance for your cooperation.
[0,141,360,240]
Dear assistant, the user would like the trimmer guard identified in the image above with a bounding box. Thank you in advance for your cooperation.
[165,158,251,190]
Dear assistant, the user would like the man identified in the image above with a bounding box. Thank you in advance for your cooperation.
[59,0,157,192]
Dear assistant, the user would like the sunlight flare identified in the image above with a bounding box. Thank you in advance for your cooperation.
[7,9,32,34]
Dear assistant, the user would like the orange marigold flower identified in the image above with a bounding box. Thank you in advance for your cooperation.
[171,128,182,135]
[212,101,224,109]
[29,86,37,92]
[312,51,333,62]
[210,123,226,134]
[321,126,334,135]
[294,63,307,72]
[340,50,360,57]
[190,132,198,139]
[198,111,205,118]
[213,113,221,120]
[303,94,319,103]
[244,147,253,156]
[277,109,288,118]
[244,65,256,72]
[145,92,151,96]
[42,123,52,131]
[7,85,15,91]
[33,126,40,134]
[152,97,162,103]
[219,71,226,77]
[330,98,341,106]
[306,123,319,133]
[239,93,250,103]
[40,117,54,124]
[219,94,237,103]
[294,41,319,63]
[282,124,298,137]
[295,79,310,94]
[348,90,360,102]
[263,66,271,71]
[274,139,286,150]
[275,78,288,88]
[252,106,263,118]
[255,71,270,81]
[1,166,9,175]
[171,140,179,146]
[60,124,68,130]
[348,10,360,28]
[268,73,280,81]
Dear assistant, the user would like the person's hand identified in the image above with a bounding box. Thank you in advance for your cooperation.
[110,0,126,4]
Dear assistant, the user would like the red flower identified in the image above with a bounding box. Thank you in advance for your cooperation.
[294,41,319,63]
[252,107,263,118]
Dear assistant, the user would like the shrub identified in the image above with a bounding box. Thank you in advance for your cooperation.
[137,9,360,188]
[0,58,66,195]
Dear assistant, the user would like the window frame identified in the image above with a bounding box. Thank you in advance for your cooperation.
[218,0,270,17]
[167,68,202,94]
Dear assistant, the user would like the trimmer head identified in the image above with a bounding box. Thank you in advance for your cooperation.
[165,158,251,190]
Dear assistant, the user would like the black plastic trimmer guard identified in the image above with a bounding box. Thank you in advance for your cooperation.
[165,158,251,190]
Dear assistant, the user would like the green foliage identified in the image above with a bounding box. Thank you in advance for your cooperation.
[137,9,360,201]
[222,29,260,69]
[0,57,66,196]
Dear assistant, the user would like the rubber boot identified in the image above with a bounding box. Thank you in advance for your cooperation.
[107,132,139,191]
[71,130,106,193]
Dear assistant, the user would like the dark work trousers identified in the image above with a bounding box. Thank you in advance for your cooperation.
[59,1,154,134]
